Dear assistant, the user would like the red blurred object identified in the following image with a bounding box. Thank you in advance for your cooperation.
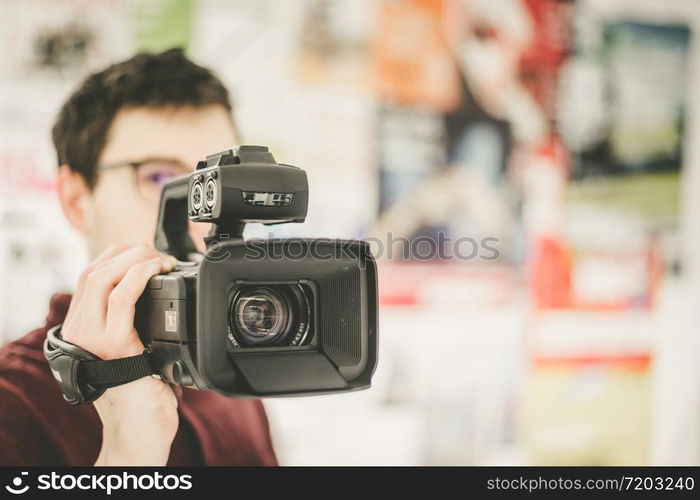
[532,354,652,370]
[519,0,573,121]
[377,260,513,307]
[531,235,573,309]
[530,235,664,311]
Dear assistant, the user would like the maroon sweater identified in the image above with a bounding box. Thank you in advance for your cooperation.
[0,294,278,466]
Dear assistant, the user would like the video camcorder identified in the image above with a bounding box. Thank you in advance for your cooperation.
[45,145,378,403]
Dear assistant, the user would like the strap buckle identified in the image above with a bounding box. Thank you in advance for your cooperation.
[43,324,157,405]
[43,324,105,404]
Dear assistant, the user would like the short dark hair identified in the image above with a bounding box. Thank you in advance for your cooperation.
[52,48,233,188]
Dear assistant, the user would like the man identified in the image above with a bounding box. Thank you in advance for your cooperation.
[0,49,277,466]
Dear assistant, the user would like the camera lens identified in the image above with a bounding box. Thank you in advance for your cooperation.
[229,285,311,348]
[232,288,291,345]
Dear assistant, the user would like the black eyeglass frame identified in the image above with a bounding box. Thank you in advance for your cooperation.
[95,157,193,200]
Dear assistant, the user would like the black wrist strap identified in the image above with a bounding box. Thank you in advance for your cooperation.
[44,324,158,405]
[79,352,157,390]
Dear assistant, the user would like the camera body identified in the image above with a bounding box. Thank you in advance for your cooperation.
[135,146,378,397]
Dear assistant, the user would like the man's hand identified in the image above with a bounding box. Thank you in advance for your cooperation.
[61,245,179,466]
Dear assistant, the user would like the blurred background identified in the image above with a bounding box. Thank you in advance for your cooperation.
[1,0,699,465]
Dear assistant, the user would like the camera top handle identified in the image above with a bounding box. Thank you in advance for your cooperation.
[154,175,198,261]
[154,145,309,261]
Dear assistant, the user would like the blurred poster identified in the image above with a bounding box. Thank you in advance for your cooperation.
[558,20,691,265]
[604,23,689,175]
[296,0,373,87]
[372,0,461,112]
[561,22,690,180]
[372,85,514,261]
[377,105,446,214]
[372,0,564,262]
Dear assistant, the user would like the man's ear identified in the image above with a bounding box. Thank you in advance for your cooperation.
[57,165,90,234]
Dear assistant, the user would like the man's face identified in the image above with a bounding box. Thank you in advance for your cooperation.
[82,105,237,257]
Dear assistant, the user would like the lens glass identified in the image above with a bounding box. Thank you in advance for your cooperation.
[233,289,290,344]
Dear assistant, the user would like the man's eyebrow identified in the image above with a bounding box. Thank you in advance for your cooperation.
[132,156,191,167]
[100,156,192,170]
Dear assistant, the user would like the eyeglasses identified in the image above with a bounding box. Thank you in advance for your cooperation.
[98,158,192,202]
